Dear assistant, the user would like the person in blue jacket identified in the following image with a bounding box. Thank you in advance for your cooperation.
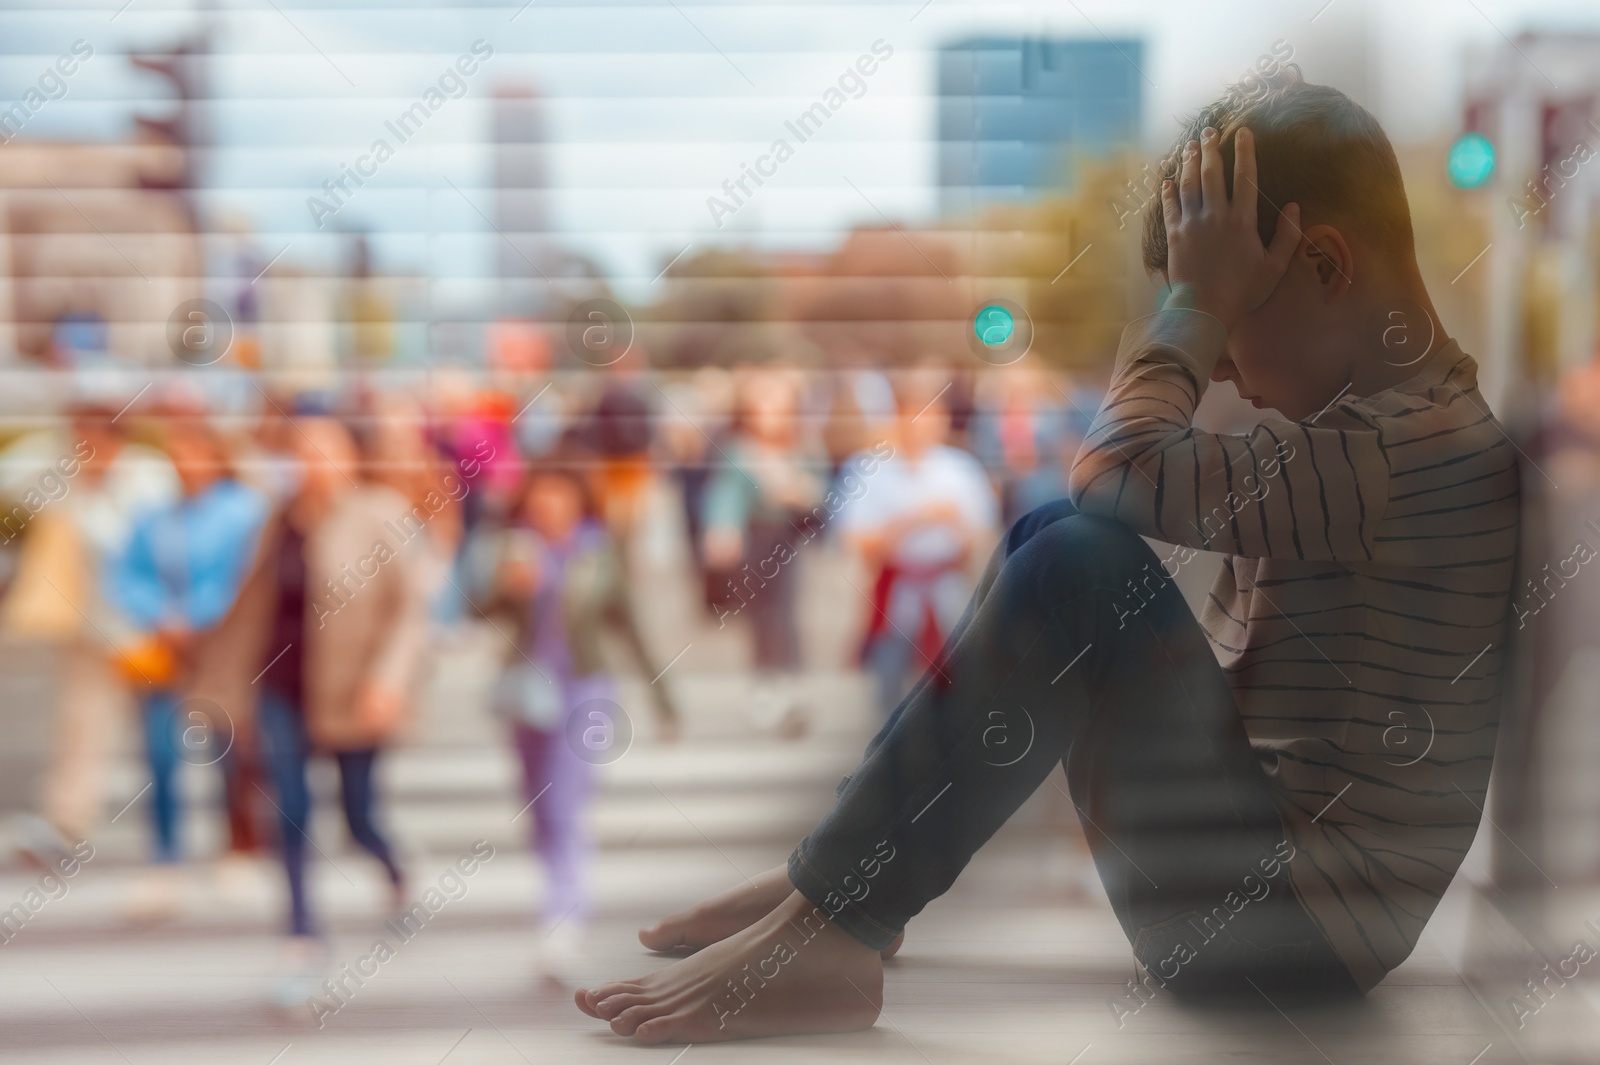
[107,415,268,919]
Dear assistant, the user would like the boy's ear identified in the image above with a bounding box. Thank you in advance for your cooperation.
[1298,224,1354,294]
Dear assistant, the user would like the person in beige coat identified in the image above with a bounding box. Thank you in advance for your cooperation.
[197,416,428,1001]
[1,403,178,862]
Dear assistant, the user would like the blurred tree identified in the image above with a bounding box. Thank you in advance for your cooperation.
[649,247,780,368]
[786,226,965,368]
[995,157,1156,374]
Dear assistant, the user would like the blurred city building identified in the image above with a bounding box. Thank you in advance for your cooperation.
[0,141,200,366]
[936,36,1144,218]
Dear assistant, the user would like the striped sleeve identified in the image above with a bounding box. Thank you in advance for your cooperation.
[1068,292,1391,564]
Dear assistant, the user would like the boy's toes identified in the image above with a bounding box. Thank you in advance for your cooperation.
[594,992,649,1021]
[610,1002,668,1037]
[577,981,641,1016]
[638,918,687,952]
[633,1015,689,1044]
[586,981,640,1006]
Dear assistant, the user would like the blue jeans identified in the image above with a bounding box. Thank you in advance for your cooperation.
[257,688,400,937]
[140,691,184,864]
[790,504,1359,998]
[864,628,916,719]
[140,690,243,863]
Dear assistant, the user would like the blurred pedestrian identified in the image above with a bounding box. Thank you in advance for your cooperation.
[359,388,464,631]
[238,394,307,507]
[583,356,656,556]
[820,370,873,482]
[837,367,999,716]
[224,416,426,1003]
[703,367,825,736]
[479,448,682,980]
[972,366,1087,525]
[106,414,269,921]
[658,368,732,608]
[447,387,522,530]
[2,398,178,861]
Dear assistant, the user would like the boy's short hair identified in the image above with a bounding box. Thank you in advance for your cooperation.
[1141,65,1414,274]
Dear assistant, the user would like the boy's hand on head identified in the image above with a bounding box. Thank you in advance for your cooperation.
[1161,126,1301,331]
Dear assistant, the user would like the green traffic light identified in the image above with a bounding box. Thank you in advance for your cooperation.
[975,305,1015,346]
[1447,133,1495,189]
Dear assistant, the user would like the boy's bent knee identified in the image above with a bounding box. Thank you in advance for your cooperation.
[1005,499,1083,554]
[998,505,1164,604]
[1008,507,1151,567]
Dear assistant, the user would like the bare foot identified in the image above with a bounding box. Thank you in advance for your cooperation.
[639,866,904,958]
[638,865,791,952]
[578,890,883,1043]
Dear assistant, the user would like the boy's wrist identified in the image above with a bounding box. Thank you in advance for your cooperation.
[1163,283,1235,331]
[1117,290,1230,382]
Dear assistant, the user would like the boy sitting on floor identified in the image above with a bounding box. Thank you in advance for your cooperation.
[575,66,1520,1044]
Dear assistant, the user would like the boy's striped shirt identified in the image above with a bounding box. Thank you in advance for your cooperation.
[1069,293,1519,991]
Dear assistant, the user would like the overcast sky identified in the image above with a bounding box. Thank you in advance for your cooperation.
[1,0,1596,303]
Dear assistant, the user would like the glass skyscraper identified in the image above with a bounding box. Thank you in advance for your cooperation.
[938,35,1144,215]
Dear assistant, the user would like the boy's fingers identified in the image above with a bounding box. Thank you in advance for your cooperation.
[1160,178,1180,229]
[1232,127,1258,225]
[1268,203,1301,270]
[1179,139,1202,214]
[1199,127,1226,208]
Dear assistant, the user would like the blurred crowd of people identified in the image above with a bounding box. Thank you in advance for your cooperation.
[0,354,1098,998]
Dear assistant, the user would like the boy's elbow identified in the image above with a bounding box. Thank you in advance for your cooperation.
[1065,456,1135,520]
[1066,482,1110,519]
[1065,453,1101,510]
[1065,465,1089,507]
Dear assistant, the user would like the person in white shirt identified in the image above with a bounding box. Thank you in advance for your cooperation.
[835,367,998,715]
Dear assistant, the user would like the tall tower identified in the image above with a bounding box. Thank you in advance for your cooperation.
[492,84,552,316]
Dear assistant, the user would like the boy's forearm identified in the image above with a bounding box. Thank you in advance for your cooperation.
[1156,283,1231,360]
[1066,300,1228,511]
[1068,300,1384,562]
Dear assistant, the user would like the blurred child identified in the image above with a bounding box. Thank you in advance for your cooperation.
[482,451,680,980]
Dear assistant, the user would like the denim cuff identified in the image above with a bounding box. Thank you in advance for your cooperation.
[785,848,900,952]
